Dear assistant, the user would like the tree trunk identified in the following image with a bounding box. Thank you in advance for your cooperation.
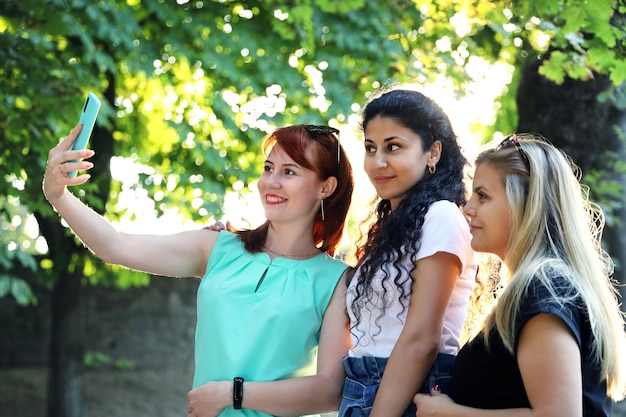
[516,56,626,295]
[47,266,85,417]
[31,208,87,417]
[516,56,613,172]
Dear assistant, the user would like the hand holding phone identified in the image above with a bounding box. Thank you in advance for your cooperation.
[69,92,101,177]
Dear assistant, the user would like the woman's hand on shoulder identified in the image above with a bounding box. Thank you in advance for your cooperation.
[204,220,234,232]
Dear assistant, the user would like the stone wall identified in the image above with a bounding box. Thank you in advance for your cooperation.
[0,275,199,372]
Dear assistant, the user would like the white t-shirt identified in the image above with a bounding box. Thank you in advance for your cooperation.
[347,200,477,358]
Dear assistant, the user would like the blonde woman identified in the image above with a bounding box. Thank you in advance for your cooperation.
[415,133,626,416]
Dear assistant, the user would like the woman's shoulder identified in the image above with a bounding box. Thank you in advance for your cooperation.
[303,253,350,281]
[424,200,467,224]
[525,271,578,300]
[206,230,245,258]
[423,199,470,236]
[427,199,464,216]
[517,272,586,342]
[209,229,239,245]
[291,252,350,275]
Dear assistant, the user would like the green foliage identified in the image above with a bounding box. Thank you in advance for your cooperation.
[585,165,625,228]
[0,274,37,306]
[1,0,624,303]
[84,351,135,370]
[584,130,626,228]
[0,195,38,306]
[518,0,625,86]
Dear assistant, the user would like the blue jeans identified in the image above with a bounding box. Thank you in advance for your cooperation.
[338,353,455,417]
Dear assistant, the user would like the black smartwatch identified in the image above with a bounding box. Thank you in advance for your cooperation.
[233,376,244,410]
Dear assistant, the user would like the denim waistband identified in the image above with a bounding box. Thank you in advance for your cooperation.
[343,353,455,384]
[343,356,389,383]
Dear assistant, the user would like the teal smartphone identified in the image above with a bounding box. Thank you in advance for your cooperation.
[69,92,101,177]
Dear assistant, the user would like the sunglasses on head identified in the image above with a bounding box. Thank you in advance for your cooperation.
[497,133,529,167]
[304,124,341,164]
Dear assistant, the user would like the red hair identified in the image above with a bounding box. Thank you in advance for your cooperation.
[237,125,353,256]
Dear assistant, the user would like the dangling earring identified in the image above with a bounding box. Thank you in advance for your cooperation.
[428,165,436,175]
[320,199,325,221]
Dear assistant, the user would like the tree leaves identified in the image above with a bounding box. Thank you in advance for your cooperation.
[0,275,37,306]
[1,0,624,298]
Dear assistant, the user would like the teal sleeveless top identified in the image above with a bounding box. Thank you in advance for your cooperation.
[193,231,348,417]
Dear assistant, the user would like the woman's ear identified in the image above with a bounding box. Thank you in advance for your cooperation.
[429,141,442,165]
[320,176,338,199]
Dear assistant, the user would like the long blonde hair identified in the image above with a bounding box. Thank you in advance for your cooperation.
[477,133,626,401]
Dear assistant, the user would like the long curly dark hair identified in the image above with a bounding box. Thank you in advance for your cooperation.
[350,89,469,337]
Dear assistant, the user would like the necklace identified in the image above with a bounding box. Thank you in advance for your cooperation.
[262,245,321,259]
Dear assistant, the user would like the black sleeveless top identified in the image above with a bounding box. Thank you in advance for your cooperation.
[452,276,611,416]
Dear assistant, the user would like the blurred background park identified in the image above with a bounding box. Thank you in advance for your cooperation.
[1,0,625,416]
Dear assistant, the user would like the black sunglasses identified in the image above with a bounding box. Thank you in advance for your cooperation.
[497,133,529,167]
[304,125,341,164]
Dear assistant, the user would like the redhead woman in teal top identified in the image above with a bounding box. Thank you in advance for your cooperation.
[43,123,354,417]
